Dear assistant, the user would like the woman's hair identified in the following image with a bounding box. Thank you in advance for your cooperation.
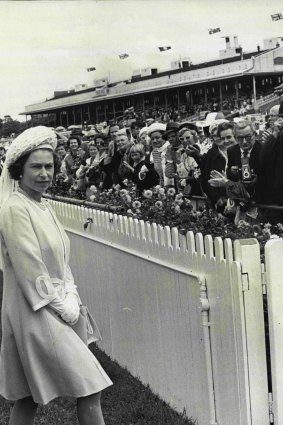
[8,149,59,181]
[129,144,145,156]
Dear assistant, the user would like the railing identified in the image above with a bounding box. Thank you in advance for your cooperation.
[48,198,274,425]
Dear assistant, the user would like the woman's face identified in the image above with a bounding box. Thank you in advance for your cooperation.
[179,130,195,147]
[130,151,142,162]
[20,149,54,198]
[89,146,98,157]
[150,132,164,149]
[69,138,79,152]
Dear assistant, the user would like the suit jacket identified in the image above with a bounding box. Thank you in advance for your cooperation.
[226,140,263,203]
[200,144,227,206]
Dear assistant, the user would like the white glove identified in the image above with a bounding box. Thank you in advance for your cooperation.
[49,293,80,325]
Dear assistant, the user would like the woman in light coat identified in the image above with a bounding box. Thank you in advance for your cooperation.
[0,126,112,425]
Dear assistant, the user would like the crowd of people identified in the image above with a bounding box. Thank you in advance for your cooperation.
[0,103,282,226]
[35,106,283,226]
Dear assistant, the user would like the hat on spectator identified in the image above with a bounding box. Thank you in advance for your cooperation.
[196,112,225,128]
[178,122,198,133]
[163,122,180,139]
[147,122,166,137]
[139,127,148,137]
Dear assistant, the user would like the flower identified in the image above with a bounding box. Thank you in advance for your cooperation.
[174,199,184,206]
[143,190,153,199]
[132,200,142,209]
[89,195,96,202]
[89,185,98,193]
[152,185,161,194]
[174,205,181,214]
[155,201,163,209]
[180,179,187,187]
[158,187,165,195]
[175,193,183,200]
[167,188,176,196]
[120,189,129,196]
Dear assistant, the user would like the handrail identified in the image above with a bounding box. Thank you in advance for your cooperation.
[43,193,126,213]
[44,193,283,213]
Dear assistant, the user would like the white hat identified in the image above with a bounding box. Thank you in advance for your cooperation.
[147,122,166,137]
[5,126,57,168]
[139,127,148,137]
[0,126,57,208]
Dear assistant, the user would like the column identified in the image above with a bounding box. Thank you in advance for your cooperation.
[113,102,116,120]
[204,84,208,105]
[252,75,257,103]
[219,82,223,108]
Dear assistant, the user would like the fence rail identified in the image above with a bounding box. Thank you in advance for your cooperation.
[47,199,275,425]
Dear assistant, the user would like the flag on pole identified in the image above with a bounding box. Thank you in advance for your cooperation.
[158,46,171,51]
[271,13,283,21]
[87,67,96,72]
[119,53,129,59]
[208,28,221,34]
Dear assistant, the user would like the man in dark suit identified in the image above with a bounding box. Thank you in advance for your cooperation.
[208,119,263,221]
[226,119,263,204]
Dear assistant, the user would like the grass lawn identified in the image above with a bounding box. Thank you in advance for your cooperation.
[0,272,195,424]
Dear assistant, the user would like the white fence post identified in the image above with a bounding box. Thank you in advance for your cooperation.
[234,238,270,425]
[265,239,283,425]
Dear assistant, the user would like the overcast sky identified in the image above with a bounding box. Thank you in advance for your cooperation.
[1,0,283,121]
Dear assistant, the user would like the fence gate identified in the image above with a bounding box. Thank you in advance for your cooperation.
[265,239,283,425]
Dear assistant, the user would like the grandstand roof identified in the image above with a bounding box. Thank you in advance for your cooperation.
[22,46,283,115]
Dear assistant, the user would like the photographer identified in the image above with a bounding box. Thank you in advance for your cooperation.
[208,120,263,223]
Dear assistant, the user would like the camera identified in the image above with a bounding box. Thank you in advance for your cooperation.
[242,163,252,180]
[241,156,252,180]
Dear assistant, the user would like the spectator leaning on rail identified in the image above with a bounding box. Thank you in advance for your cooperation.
[64,135,87,184]
[107,128,134,188]
[200,120,236,211]
[165,123,202,196]
[122,143,160,195]
[147,122,173,187]
[208,119,263,224]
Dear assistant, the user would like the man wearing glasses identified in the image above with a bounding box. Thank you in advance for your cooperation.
[208,120,263,222]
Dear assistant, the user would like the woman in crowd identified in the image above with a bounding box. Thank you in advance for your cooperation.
[201,120,236,209]
[64,135,87,184]
[165,125,203,196]
[0,126,112,425]
[122,143,159,195]
[147,122,171,187]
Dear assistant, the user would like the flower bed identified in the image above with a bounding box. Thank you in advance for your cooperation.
[48,180,283,257]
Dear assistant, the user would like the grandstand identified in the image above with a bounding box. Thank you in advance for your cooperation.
[21,37,283,127]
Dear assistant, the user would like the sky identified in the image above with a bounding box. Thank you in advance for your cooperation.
[0,0,283,121]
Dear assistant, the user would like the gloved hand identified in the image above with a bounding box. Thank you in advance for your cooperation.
[49,293,80,325]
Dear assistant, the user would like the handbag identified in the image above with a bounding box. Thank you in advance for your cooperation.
[72,305,102,346]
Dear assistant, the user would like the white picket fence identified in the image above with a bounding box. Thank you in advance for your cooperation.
[49,199,283,425]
